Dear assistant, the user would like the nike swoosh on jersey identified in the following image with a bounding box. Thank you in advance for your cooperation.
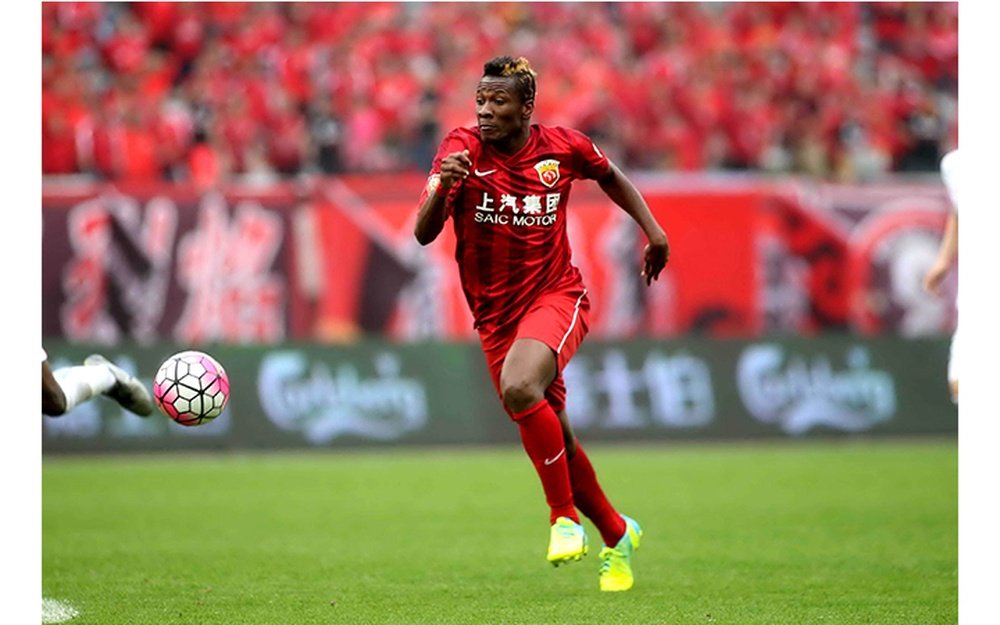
[474,168,497,176]
[543,448,566,465]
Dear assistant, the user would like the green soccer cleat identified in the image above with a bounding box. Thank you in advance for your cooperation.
[85,354,154,417]
[547,516,588,566]
[599,514,642,591]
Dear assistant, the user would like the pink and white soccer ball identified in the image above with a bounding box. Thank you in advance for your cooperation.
[153,350,230,426]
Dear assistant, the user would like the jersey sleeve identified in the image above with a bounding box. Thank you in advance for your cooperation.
[564,127,612,180]
[417,129,471,214]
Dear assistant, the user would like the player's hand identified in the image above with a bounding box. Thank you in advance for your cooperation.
[922,259,950,296]
[439,150,472,190]
[642,231,669,286]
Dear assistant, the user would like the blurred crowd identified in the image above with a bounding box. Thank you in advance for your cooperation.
[42,2,958,185]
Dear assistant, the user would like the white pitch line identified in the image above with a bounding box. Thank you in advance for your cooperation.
[41,598,79,624]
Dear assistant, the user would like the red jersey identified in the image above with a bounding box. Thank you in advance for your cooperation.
[420,124,611,330]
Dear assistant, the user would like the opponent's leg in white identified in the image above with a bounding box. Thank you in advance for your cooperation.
[44,355,154,416]
[49,362,116,414]
[83,354,154,416]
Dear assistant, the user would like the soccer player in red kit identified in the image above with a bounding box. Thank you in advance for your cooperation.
[414,56,669,591]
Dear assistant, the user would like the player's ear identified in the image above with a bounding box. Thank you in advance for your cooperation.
[522,98,534,120]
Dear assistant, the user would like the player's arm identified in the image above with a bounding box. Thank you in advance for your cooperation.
[414,150,472,246]
[597,161,670,285]
[923,210,958,296]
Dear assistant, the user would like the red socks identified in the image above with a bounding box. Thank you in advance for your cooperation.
[512,400,627,546]
[511,399,578,524]
[567,444,627,547]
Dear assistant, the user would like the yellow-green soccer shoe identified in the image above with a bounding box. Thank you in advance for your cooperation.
[547,517,588,566]
[599,515,642,591]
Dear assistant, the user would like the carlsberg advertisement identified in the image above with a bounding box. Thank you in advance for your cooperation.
[42,336,956,453]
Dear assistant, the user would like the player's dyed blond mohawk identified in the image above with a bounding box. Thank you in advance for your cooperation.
[483,56,537,104]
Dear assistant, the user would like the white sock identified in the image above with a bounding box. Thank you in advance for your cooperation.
[52,364,116,412]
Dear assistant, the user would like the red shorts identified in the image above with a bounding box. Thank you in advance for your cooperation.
[478,287,590,416]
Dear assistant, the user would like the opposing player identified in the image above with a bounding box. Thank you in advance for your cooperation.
[42,349,154,417]
[923,148,959,403]
[414,56,669,591]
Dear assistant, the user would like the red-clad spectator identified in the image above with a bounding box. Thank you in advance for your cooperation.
[42,111,79,175]
[657,112,704,172]
[298,2,366,44]
[227,3,287,59]
[276,26,318,106]
[45,23,92,61]
[120,127,160,180]
[183,39,235,112]
[154,98,195,180]
[41,3,57,55]
[89,93,127,179]
[42,65,92,174]
[101,12,150,75]
[620,3,667,57]
[265,93,309,175]
[119,95,162,181]
[342,96,391,171]
[171,3,207,63]
[131,1,179,47]
[188,127,229,190]
[203,2,250,35]
[236,55,275,124]
[52,2,102,35]
[137,51,178,105]
[370,57,421,130]
[218,94,260,175]
[870,2,910,52]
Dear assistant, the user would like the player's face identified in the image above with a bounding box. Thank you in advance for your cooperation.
[475,76,532,145]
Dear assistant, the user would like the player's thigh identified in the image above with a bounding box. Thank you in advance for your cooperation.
[478,326,515,399]
[516,288,590,374]
[499,337,558,394]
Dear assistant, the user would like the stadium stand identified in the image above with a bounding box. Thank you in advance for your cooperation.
[42,2,957,183]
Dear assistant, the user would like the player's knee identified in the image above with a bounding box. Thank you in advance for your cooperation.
[501,377,544,416]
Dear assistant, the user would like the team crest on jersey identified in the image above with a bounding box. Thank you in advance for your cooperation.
[533,159,561,188]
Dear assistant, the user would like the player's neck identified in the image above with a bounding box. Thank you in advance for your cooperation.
[490,126,531,155]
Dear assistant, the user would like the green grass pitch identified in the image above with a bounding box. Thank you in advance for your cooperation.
[43,439,956,625]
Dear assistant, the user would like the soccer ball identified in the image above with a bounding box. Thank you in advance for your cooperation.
[153,350,230,426]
